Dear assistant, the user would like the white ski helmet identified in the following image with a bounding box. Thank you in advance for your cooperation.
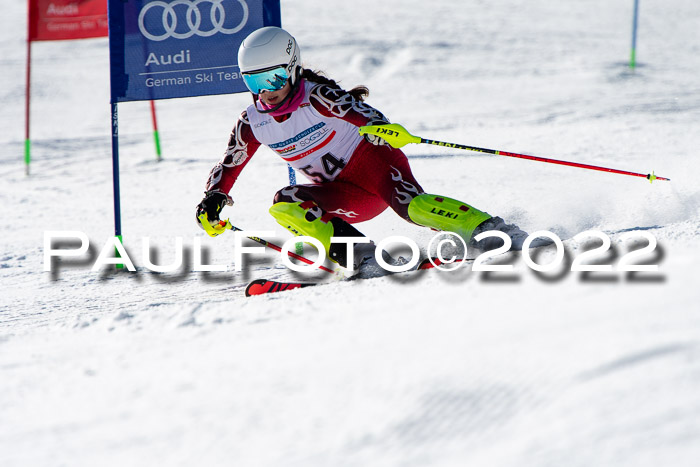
[237,27,302,89]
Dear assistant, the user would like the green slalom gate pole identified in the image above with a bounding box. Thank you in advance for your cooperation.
[24,139,31,176]
[359,124,670,183]
[25,36,31,176]
[114,234,124,270]
[150,100,162,161]
[630,0,640,69]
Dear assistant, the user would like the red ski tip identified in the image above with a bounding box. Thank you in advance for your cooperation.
[245,279,313,297]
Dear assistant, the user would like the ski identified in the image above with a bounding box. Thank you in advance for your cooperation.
[244,257,468,297]
[245,279,317,296]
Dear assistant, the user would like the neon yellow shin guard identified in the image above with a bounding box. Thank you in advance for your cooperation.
[269,201,369,268]
[407,194,492,242]
[269,201,334,251]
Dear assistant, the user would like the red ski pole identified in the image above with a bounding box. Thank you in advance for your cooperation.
[230,224,336,274]
[198,213,337,274]
[360,124,670,183]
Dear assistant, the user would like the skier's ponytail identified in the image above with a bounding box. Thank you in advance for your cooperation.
[301,69,369,101]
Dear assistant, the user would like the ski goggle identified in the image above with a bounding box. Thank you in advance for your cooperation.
[241,66,289,94]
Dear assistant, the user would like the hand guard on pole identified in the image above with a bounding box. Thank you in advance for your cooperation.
[196,191,233,236]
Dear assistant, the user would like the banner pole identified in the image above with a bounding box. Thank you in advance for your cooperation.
[149,100,162,161]
[287,164,304,257]
[25,15,31,176]
[111,102,124,268]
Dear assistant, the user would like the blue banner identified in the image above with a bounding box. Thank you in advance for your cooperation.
[108,0,281,102]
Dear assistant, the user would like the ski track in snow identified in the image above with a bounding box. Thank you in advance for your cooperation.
[1,1,700,466]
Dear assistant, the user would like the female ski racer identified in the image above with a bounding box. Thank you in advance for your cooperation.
[196,26,532,275]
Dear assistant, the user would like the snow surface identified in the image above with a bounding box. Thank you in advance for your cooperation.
[1,0,700,466]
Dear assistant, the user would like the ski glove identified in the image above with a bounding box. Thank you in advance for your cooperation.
[196,191,233,228]
[364,133,388,146]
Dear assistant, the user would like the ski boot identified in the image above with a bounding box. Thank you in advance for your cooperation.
[350,241,410,279]
[469,216,551,251]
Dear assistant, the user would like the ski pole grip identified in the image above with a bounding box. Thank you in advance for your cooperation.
[358,123,421,148]
[198,213,232,237]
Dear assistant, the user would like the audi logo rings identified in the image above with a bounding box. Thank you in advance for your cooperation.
[138,0,249,41]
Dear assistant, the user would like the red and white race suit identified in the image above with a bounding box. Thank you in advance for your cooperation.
[205,80,424,223]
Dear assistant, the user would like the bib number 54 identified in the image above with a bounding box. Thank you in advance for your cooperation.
[300,153,346,182]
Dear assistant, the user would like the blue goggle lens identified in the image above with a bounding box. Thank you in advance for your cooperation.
[242,66,289,94]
